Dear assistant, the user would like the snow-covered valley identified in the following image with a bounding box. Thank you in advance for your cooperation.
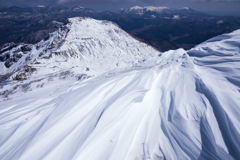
[0,18,240,160]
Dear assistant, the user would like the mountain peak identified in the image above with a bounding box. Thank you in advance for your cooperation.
[182,7,189,10]
[129,6,169,12]
[129,6,143,11]
[0,17,160,81]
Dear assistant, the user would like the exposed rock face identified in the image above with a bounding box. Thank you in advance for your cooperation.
[20,45,33,53]
[0,43,34,68]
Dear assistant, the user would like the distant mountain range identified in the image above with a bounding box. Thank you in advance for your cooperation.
[0,5,240,50]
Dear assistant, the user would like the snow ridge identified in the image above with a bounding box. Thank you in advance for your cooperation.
[0,17,160,80]
[0,22,240,159]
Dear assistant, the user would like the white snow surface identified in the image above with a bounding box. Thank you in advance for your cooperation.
[0,27,240,159]
[0,17,159,78]
[129,6,169,13]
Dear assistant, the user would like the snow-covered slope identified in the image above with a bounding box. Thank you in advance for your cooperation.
[0,29,240,159]
[0,17,159,80]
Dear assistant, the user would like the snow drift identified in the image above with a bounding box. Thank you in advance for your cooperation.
[0,25,240,159]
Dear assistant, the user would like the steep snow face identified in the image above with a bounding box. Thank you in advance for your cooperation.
[0,30,240,159]
[0,17,160,79]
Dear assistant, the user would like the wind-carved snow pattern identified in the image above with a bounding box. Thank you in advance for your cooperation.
[0,22,240,159]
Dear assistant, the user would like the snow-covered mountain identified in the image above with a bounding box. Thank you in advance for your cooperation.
[125,6,170,14]
[118,5,204,18]
[0,21,240,159]
[0,17,160,81]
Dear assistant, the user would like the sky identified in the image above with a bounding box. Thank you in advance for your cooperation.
[0,0,240,16]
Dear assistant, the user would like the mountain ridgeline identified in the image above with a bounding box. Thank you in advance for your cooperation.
[0,17,160,83]
[0,5,240,50]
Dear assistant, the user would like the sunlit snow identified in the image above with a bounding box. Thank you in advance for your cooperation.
[0,19,240,160]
